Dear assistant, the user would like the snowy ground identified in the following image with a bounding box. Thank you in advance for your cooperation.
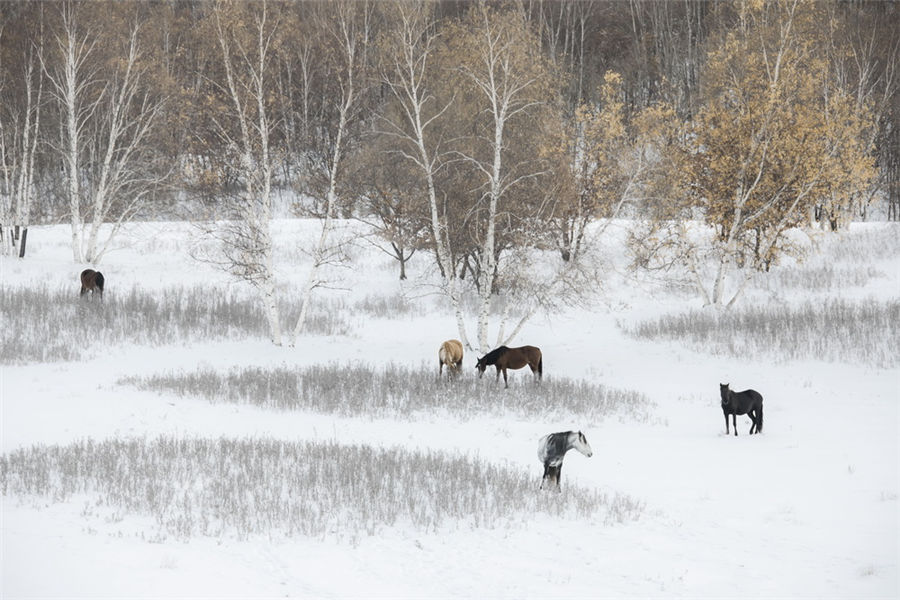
[2,220,897,598]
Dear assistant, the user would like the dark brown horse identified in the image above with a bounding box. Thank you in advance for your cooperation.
[80,269,105,301]
[438,339,464,377]
[475,345,542,388]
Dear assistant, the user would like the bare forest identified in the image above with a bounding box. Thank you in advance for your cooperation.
[1,0,898,345]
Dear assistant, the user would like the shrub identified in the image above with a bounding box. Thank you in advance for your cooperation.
[121,363,655,423]
[0,284,351,365]
[1,437,643,541]
[623,298,899,368]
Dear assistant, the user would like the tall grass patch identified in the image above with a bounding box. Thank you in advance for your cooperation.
[0,284,351,365]
[624,298,899,368]
[121,363,654,423]
[753,225,898,294]
[1,437,642,541]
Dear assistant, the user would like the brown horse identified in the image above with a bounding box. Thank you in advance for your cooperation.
[80,269,105,301]
[475,345,542,388]
[438,339,464,377]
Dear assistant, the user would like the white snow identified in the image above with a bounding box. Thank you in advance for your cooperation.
[1,220,897,598]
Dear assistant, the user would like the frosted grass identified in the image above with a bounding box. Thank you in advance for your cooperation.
[0,437,643,542]
[121,363,655,424]
[0,284,351,365]
[624,298,899,368]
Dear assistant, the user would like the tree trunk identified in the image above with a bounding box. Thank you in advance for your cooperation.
[18,228,27,258]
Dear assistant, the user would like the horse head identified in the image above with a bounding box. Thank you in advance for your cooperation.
[573,431,593,458]
[475,356,487,377]
[719,383,731,405]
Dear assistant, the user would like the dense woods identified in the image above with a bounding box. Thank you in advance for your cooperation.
[1,0,897,344]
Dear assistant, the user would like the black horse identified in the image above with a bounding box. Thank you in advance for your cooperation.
[720,383,763,436]
[80,269,105,301]
[475,345,542,388]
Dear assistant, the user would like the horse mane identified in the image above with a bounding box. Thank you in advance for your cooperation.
[481,346,509,365]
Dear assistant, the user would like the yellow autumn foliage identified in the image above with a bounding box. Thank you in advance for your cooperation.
[688,0,874,252]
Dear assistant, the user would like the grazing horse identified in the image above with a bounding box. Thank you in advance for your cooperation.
[537,431,593,491]
[720,383,764,436]
[79,269,105,301]
[475,345,542,388]
[438,339,464,377]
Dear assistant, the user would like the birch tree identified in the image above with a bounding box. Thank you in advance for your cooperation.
[199,0,284,344]
[632,0,875,307]
[43,1,167,264]
[0,3,43,258]
[42,0,98,263]
[443,4,554,351]
[376,0,471,346]
[547,70,642,263]
[289,0,373,343]
[80,15,167,263]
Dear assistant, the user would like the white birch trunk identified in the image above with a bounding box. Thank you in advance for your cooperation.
[291,197,335,342]
[500,308,536,347]
[63,32,84,263]
[476,118,503,351]
[382,4,472,349]
[14,51,42,257]
[215,2,282,345]
[0,127,11,256]
[0,39,41,258]
[291,3,360,344]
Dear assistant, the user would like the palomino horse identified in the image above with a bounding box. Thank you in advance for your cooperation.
[537,431,593,491]
[438,339,464,377]
[720,383,764,436]
[80,269,105,301]
[475,345,542,388]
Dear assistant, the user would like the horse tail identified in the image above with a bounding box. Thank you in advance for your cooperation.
[537,355,543,379]
[95,271,105,292]
[757,402,763,433]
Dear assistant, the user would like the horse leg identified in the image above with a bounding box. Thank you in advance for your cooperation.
[502,368,509,389]
[749,409,759,434]
[724,410,730,435]
[542,465,561,492]
[439,360,444,377]
[556,463,563,492]
[732,413,738,436]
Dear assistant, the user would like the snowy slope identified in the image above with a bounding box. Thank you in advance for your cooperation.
[1,220,897,598]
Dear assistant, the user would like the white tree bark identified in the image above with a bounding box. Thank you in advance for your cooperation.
[213,1,283,345]
[42,3,98,263]
[43,5,165,265]
[0,28,42,258]
[455,6,543,351]
[291,0,366,343]
[379,2,471,348]
[82,22,165,264]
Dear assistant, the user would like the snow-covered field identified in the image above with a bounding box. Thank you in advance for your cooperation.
[2,220,897,598]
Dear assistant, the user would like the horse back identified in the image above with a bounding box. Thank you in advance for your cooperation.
[517,345,542,367]
[440,339,463,364]
[728,389,763,413]
[738,389,763,404]
[537,432,569,465]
